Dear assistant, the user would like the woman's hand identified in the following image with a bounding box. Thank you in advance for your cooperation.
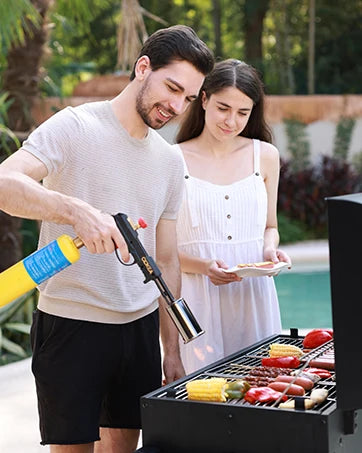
[205,259,242,286]
[264,246,292,268]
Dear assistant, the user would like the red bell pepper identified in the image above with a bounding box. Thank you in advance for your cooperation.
[261,356,300,368]
[303,329,333,349]
[244,386,288,404]
[304,367,332,379]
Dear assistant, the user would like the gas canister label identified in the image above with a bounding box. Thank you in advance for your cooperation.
[23,240,71,284]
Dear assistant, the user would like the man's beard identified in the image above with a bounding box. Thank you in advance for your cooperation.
[136,78,172,130]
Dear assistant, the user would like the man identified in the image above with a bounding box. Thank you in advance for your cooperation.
[0,25,214,453]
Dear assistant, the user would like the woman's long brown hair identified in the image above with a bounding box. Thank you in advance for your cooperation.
[176,59,272,144]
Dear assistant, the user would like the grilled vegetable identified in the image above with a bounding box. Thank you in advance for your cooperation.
[269,343,303,358]
[303,329,333,349]
[310,388,328,404]
[279,399,316,410]
[186,378,227,402]
[261,356,300,368]
[304,367,332,379]
[291,370,321,384]
[244,386,288,404]
[224,380,251,399]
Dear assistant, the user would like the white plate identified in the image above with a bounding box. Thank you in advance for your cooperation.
[223,261,290,278]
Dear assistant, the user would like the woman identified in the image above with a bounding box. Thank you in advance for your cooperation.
[174,59,291,374]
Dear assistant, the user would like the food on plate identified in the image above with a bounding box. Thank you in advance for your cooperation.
[269,343,304,358]
[304,367,332,379]
[274,374,314,390]
[261,356,300,368]
[303,329,333,349]
[237,261,274,269]
[244,386,288,404]
[268,381,305,396]
[186,378,227,402]
[310,388,328,404]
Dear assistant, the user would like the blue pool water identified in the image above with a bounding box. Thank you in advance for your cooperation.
[275,267,333,329]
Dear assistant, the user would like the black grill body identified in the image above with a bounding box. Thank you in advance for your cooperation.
[136,193,362,453]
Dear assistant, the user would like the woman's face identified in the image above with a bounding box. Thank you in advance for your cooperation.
[202,86,254,140]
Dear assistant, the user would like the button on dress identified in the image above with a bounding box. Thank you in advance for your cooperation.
[175,139,282,374]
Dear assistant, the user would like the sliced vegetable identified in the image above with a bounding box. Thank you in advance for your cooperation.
[244,386,288,404]
[310,388,328,404]
[224,379,250,399]
[261,356,300,368]
[304,367,332,379]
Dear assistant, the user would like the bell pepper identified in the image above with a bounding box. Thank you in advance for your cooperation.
[304,367,332,379]
[224,379,251,399]
[244,386,288,404]
[261,356,300,368]
[303,329,333,349]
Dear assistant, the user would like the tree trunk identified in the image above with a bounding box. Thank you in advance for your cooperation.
[3,0,52,132]
[212,0,222,58]
[244,0,270,73]
[1,0,51,271]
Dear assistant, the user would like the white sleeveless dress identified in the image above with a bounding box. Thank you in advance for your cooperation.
[175,139,282,374]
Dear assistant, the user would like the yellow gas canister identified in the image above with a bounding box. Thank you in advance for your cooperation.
[0,235,83,307]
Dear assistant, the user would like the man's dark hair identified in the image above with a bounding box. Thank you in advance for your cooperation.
[130,25,214,80]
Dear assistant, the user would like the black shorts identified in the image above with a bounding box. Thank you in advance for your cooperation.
[30,308,161,445]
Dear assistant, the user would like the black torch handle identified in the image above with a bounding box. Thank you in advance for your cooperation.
[113,213,175,306]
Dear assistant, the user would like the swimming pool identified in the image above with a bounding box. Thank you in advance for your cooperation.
[275,265,333,329]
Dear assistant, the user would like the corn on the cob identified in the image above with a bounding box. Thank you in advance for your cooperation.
[269,343,303,358]
[186,378,227,402]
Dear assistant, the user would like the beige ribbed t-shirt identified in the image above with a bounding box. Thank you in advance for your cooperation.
[22,101,184,323]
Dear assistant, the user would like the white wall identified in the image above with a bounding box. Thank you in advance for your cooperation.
[159,118,362,165]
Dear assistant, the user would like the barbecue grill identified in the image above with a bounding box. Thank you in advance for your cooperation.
[135,193,362,453]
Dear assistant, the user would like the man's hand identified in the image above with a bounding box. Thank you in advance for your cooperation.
[72,205,130,261]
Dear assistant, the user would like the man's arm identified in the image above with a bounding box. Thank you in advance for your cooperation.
[156,218,185,383]
[0,149,129,258]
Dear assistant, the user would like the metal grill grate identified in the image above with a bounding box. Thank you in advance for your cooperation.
[155,334,336,413]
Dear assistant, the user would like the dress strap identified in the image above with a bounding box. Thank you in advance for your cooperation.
[173,144,199,228]
[253,139,261,175]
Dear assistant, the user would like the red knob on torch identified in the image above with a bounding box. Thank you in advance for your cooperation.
[137,218,148,229]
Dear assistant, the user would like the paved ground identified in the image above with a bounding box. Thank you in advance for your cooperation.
[0,240,329,452]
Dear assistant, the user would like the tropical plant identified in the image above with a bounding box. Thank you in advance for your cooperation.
[333,117,356,161]
[284,118,310,172]
[0,291,37,365]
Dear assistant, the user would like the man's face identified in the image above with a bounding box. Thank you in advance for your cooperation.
[136,60,205,129]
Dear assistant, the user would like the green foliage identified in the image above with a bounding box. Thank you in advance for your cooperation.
[0,0,40,62]
[278,156,362,237]
[333,117,356,160]
[284,118,310,172]
[278,212,310,244]
[0,92,20,157]
[0,291,37,366]
[352,151,362,175]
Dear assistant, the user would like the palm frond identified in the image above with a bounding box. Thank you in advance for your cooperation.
[0,0,41,52]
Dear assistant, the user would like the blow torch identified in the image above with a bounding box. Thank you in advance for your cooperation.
[0,213,204,344]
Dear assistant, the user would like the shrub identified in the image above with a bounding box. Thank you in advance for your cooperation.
[278,155,362,237]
